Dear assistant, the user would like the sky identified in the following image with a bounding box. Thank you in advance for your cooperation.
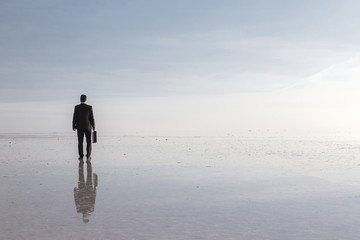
[1,0,360,134]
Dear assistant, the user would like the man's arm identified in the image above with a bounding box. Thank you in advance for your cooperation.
[90,106,95,130]
[72,106,77,131]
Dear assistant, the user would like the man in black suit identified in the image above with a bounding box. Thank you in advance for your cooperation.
[73,94,95,161]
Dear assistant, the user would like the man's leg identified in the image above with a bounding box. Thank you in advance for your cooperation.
[85,130,92,158]
[77,130,85,159]
[78,163,85,188]
[86,162,92,187]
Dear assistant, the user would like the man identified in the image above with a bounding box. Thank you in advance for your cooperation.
[72,94,95,162]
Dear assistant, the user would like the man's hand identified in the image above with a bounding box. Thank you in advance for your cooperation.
[73,128,76,131]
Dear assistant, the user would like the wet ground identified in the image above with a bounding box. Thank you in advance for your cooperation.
[1,133,360,239]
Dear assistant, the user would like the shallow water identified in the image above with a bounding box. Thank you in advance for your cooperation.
[1,134,360,239]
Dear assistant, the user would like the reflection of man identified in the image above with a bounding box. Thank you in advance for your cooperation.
[72,94,95,161]
[74,162,98,223]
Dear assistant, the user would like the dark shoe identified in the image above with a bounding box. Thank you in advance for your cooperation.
[86,156,91,163]
[78,156,84,161]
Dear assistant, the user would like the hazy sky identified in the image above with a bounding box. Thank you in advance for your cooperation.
[2,0,360,134]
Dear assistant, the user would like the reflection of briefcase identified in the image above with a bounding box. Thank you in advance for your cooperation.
[93,173,98,187]
[93,131,97,143]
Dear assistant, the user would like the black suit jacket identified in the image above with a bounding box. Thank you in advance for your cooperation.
[72,103,95,131]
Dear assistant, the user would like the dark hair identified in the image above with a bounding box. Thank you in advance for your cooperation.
[80,94,87,102]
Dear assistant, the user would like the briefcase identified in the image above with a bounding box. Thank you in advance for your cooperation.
[93,131,97,143]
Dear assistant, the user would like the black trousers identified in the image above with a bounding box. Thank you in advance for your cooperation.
[77,129,92,158]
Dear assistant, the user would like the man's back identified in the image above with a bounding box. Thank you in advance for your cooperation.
[73,103,95,131]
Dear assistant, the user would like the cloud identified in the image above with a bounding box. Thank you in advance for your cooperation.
[2,54,360,135]
[2,1,360,135]
[1,1,359,102]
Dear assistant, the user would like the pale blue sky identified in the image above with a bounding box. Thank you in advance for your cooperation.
[2,0,360,102]
[2,1,360,134]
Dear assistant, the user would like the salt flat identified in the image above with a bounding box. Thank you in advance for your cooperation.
[1,133,360,240]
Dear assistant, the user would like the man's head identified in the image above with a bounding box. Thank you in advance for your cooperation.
[80,94,87,103]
